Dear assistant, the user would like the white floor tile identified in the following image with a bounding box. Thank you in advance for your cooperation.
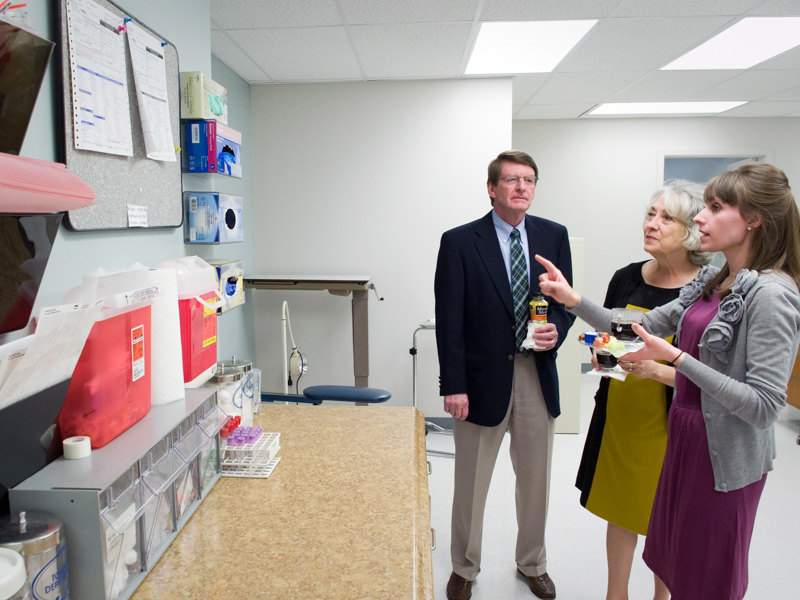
[427,375,800,600]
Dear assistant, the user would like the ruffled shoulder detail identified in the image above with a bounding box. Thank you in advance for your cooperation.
[731,269,759,296]
[679,265,717,307]
[706,268,759,361]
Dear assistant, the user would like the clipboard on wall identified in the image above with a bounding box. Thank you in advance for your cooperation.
[57,0,183,231]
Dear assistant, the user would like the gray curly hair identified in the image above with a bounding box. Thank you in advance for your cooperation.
[644,179,715,266]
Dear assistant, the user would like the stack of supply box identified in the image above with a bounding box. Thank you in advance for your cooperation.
[179,70,246,315]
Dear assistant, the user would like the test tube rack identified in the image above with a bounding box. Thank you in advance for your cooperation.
[220,431,281,478]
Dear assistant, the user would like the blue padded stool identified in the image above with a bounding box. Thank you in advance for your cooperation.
[302,385,391,406]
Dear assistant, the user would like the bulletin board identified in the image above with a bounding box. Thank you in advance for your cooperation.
[58,0,183,231]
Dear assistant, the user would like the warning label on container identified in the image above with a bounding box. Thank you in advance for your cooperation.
[201,292,218,348]
[131,325,145,381]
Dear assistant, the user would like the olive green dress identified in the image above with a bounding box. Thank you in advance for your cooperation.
[576,261,678,535]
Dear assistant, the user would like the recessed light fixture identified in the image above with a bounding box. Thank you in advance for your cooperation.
[588,101,747,116]
[465,20,597,75]
[662,17,800,70]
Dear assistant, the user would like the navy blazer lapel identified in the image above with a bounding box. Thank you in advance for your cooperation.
[525,214,544,288]
[475,212,514,318]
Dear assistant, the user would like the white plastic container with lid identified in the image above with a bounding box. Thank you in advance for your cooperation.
[74,261,150,305]
[0,548,31,600]
[155,257,225,387]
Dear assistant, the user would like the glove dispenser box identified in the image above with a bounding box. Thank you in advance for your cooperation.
[10,389,226,600]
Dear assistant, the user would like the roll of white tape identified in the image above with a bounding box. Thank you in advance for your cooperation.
[63,436,91,459]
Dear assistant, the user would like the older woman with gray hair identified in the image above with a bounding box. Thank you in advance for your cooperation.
[576,180,714,600]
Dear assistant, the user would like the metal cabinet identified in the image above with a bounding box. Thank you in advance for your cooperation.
[10,388,226,600]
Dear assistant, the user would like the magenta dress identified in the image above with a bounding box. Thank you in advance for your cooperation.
[643,295,766,600]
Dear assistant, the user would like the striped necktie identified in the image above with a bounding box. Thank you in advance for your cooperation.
[510,228,529,351]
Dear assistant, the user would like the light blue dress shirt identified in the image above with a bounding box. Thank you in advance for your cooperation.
[492,210,530,289]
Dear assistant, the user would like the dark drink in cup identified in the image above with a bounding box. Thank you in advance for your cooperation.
[611,308,644,342]
[596,349,617,369]
[612,320,637,341]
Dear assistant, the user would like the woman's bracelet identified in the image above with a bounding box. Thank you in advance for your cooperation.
[668,351,684,367]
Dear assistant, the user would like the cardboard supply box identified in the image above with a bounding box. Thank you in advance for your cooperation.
[183,192,220,243]
[183,192,243,244]
[181,120,216,174]
[215,122,242,178]
[208,259,244,313]
[218,194,243,243]
[181,120,242,178]
[180,71,228,123]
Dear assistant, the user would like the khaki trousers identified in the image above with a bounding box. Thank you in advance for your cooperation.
[451,353,555,581]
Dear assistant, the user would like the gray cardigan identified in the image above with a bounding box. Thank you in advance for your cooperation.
[572,267,800,492]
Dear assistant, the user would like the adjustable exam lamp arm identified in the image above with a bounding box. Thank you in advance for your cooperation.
[281,301,300,394]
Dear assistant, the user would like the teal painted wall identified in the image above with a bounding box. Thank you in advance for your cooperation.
[20,0,255,366]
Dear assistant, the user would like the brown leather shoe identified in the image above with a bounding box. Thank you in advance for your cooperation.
[446,571,473,600]
[518,569,556,599]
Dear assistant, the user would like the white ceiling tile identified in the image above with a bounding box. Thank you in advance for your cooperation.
[481,0,620,20]
[234,27,362,81]
[607,70,743,102]
[755,45,800,69]
[350,23,471,78]
[209,0,800,119]
[747,0,800,16]
[612,0,760,17]
[764,85,800,101]
[514,104,596,120]
[558,17,732,72]
[689,70,800,101]
[339,0,479,25]
[211,30,272,82]
[530,71,645,104]
[718,100,800,116]
[511,74,550,105]
[210,0,342,29]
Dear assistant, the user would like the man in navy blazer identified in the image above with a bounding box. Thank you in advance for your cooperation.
[435,150,574,600]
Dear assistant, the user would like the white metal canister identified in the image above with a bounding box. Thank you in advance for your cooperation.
[0,512,67,600]
[206,356,253,425]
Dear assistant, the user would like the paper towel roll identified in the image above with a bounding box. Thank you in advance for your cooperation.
[147,269,186,406]
[63,436,91,459]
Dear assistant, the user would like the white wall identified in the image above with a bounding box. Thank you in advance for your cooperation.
[513,117,800,342]
[250,79,511,415]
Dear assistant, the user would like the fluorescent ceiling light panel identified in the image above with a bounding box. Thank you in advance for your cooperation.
[589,102,747,116]
[663,17,800,70]
[465,20,596,75]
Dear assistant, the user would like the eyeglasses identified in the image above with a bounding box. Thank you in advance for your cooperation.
[500,175,538,187]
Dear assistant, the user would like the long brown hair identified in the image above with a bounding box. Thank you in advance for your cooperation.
[703,163,800,297]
